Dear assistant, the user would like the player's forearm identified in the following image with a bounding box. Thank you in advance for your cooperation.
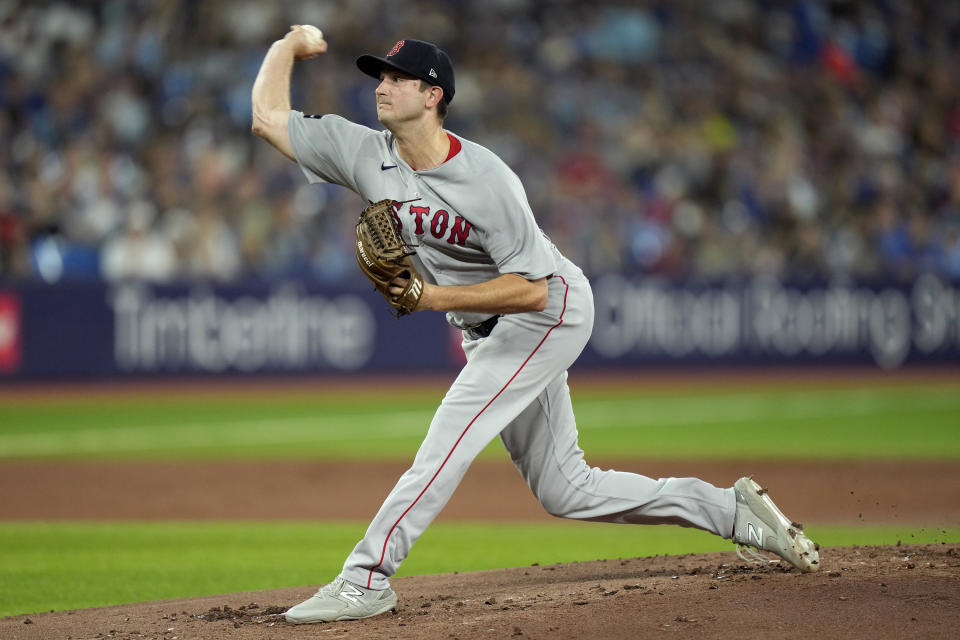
[420,274,547,314]
[251,39,294,136]
[251,39,299,160]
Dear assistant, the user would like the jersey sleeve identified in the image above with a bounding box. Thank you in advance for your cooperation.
[479,167,557,280]
[287,111,376,192]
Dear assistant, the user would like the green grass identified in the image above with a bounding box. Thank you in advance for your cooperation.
[0,383,958,460]
[1,521,957,618]
[1,380,957,618]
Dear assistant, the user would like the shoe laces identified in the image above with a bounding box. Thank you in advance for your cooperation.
[314,578,343,597]
[736,544,779,566]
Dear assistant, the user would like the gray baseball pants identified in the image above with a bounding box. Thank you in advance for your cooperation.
[340,269,736,590]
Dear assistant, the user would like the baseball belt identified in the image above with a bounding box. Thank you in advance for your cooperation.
[464,315,501,340]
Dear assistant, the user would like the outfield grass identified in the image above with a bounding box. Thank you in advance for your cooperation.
[1,521,957,618]
[1,380,957,618]
[0,383,958,460]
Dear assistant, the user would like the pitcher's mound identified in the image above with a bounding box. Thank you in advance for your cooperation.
[3,544,958,640]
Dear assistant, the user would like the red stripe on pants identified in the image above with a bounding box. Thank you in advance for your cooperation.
[367,276,570,587]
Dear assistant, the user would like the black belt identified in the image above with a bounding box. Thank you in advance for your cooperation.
[464,315,501,340]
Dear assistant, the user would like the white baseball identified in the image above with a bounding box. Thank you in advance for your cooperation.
[300,24,324,46]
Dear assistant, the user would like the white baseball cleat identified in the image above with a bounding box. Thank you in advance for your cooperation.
[284,576,397,624]
[731,476,820,572]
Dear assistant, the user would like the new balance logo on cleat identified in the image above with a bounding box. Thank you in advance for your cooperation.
[338,583,364,605]
[732,477,820,573]
[284,577,398,624]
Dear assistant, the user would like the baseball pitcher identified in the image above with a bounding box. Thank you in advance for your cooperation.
[251,25,819,625]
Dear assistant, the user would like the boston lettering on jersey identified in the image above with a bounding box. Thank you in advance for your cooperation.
[390,201,472,246]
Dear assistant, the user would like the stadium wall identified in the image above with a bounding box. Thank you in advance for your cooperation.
[0,274,957,380]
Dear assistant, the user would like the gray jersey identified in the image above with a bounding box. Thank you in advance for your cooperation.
[288,111,566,328]
[280,112,741,604]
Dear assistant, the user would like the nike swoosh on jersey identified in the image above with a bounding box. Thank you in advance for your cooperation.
[381,162,398,170]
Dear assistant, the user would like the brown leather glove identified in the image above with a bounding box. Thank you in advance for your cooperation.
[355,199,424,317]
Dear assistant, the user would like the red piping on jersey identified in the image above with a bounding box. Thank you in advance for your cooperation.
[445,133,462,162]
[409,133,460,171]
[367,275,569,588]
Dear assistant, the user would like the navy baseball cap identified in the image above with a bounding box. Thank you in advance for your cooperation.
[357,39,455,104]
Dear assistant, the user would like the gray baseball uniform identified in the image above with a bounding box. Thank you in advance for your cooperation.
[288,111,736,590]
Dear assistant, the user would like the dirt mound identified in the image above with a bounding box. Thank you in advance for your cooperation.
[3,544,958,640]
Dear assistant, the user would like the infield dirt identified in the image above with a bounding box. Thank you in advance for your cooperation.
[3,458,959,525]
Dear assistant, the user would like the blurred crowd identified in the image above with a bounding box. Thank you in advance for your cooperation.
[1,0,959,285]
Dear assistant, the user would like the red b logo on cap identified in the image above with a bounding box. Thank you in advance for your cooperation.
[388,40,405,56]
